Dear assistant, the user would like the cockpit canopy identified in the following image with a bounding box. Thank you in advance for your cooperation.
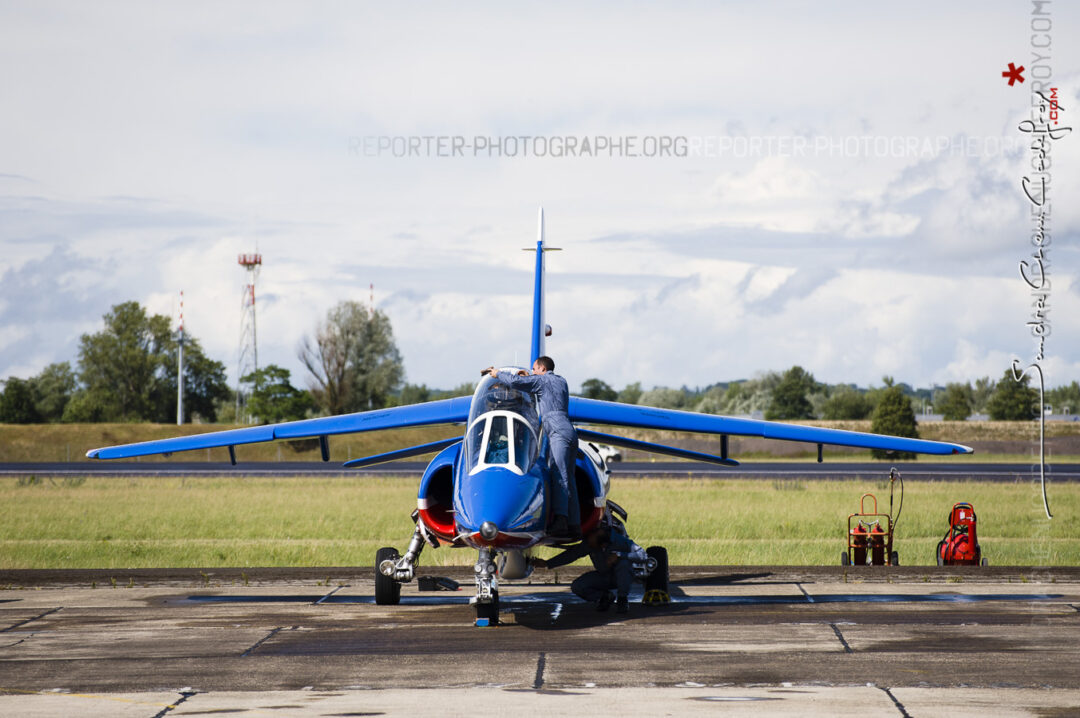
[464,373,541,476]
[465,411,540,475]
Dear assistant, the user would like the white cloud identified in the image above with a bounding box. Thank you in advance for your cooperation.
[1,2,1078,395]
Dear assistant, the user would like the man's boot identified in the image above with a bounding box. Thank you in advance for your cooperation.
[549,514,569,537]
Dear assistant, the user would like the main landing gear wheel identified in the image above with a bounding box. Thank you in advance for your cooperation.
[642,546,670,606]
[475,590,500,625]
[375,546,401,605]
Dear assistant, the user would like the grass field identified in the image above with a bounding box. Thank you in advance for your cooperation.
[1,476,1076,569]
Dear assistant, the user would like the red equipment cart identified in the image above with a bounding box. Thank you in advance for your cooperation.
[936,502,987,566]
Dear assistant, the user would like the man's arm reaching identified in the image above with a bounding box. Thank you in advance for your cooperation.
[495,370,543,392]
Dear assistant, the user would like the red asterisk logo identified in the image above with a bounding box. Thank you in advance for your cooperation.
[1002,62,1025,86]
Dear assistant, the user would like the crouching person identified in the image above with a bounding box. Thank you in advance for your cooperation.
[532,525,634,613]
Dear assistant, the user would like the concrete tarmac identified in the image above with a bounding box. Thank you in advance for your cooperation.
[1,567,1079,716]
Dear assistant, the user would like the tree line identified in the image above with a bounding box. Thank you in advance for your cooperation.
[0,300,1062,427]
[0,299,408,425]
[577,365,1049,422]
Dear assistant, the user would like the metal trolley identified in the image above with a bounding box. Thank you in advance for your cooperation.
[841,468,903,567]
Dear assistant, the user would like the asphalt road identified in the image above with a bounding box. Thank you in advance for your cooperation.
[1,460,1077,481]
[1,566,1078,717]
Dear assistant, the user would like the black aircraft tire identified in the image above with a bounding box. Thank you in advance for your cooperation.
[476,590,500,625]
[375,547,401,605]
[645,546,669,594]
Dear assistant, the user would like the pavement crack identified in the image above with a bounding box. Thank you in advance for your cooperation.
[795,583,814,603]
[877,686,912,718]
[533,651,547,690]
[829,623,853,653]
[0,607,60,633]
[241,625,296,657]
[314,585,345,604]
[150,690,196,718]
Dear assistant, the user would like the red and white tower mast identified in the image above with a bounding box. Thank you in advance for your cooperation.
[236,252,262,421]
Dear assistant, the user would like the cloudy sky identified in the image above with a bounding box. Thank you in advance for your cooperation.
[2,1,1078,395]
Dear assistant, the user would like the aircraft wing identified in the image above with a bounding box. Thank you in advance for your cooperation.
[87,396,472,460]
[568,397,973,456]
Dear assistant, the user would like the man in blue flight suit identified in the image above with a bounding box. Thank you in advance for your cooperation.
[483,356,579,537]
[532,525,634,613]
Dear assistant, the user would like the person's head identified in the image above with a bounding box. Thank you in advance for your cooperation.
[584,525,609,549]
[532,356,555,375]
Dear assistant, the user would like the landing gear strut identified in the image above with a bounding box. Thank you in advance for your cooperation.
[472,547,500,625]
[375,525,426,605]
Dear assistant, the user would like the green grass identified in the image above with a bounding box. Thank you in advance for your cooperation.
[1,476,1077,568]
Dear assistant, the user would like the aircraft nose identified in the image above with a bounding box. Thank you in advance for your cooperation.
[479,521,498,540]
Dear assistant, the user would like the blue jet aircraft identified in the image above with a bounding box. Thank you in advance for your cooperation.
[89,208,974,623]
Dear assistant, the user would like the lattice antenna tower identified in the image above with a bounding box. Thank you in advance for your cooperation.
[236,251,262,422]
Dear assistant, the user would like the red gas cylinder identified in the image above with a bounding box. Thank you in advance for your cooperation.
[851,523,869,565]
[869,523,886,566]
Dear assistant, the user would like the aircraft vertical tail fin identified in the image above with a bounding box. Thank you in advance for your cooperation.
[529,207,546,364]
[526,207,561,364]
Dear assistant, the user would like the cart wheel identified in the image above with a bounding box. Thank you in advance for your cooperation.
[841,551,850,566]
[375,547,401,605]
[890,551,899,567]
[981,557,989,567]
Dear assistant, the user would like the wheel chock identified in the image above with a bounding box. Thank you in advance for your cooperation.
[641,589,670,606]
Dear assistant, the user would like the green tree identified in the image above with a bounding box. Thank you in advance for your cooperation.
[1046,381,1080,415]
[971,376,994,413]
[29,362,77,421]
[987,369,1039,421]
[617,382,642,405]
[870,385,919,460]
[637,387,687,409]
[72,301,173,421]
[765,366,816,420]
[937,382,974,421]
[241,365,314,423]
[394,383,433,406]
[0,378,41,423]
[299,302,404,414]
[66,301,229,422]
[821,386,873,420]
[391,381,476,406]
[580,378,618,401]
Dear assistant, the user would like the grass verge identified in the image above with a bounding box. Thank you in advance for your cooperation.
[1,476,1076,569]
